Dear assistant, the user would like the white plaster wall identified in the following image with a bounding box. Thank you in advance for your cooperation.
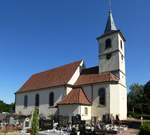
[118,34,125,59]
[109,84,127,120]
[98,33,126,78]
[99,52,120,72]
[58,105,80,122]
[98,33,119,55]
[66,60,84,94]
[82,84,110,120]
[82,85,92,102]
[58,105,91,121]
[82,83,127,120]
[91,84,110,120]
[80,106,91,121]
[118,71,126,87]
[15,86,65,118]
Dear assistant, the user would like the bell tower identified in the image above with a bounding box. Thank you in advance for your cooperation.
[96,1,127,120]
[97,10,126,87]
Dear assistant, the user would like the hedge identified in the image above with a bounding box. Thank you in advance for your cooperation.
[140,122,150,135]
[128,112,150,120]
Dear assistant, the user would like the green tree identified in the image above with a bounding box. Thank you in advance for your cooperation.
[31,108,39,135]
[143,81,150,114]
[144,81,150,99]
[128,83,144,113]
[0,100,15,113]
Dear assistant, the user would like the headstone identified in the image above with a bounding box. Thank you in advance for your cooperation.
[23,118,31,131]
[39,119,53,130]
[9,117,15,125]
[58,115,69,127]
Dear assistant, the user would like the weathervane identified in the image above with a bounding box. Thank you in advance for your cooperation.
[108,0,112,12]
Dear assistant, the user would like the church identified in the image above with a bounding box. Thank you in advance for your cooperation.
[15,9,127,122]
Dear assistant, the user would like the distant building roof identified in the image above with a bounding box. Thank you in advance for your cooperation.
[58,88,91,105]
[75,72,119,86]
[16,60,82,94]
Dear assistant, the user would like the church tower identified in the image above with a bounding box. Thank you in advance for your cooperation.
[97,4,127,120]
[97,11,126,87]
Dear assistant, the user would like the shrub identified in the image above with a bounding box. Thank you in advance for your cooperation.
[128,112,141,119]
[140,122,150,135]
[142,115,150,120]
[128,112,150,120]
[31,108,39,135]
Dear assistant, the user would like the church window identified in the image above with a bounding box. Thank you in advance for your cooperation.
[121,55,123,60]
[120,40,123,49]
[35,94,39,107]
[49,92,54,106]
[24,95,28,107]
[98,88,106,106]
[85,107,88,115]
[106,53,112,60]
[105,38,111,49]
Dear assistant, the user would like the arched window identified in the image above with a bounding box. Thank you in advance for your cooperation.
[24,95,28,107]
[49,92,54,106]
[105,39,111,49]
[98,88,106,105]
[85,107,88,115]
[35,94,39,107]
[120,40,123,49]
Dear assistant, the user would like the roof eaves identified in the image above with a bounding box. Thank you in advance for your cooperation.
[15,84,66,94]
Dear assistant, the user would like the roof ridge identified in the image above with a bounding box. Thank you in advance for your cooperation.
[32,60,82,76]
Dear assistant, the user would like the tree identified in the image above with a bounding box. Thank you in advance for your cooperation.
[31,108,39,135]
[0,100,15,113]
[128,83,144,113]
[144,81,150,100]
[143,81,150,114]
[128,81,150,115]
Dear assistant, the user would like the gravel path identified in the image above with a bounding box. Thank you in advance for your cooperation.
[0,129,140,135]
[0,131,20,135]
[118,128,139,135]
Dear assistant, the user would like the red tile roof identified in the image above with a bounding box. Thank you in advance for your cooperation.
[16,60,82,94]
[75,72,119,86]
[58,88,91,105]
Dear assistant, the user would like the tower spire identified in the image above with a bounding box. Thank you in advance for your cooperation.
[104,0,117,33]
[109,0,112,13]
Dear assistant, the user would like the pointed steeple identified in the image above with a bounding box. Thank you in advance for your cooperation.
[104,11,118,33]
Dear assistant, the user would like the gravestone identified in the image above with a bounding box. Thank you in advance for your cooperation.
[23,118,31,131]
[58,115,69,127]
[9,117,16,125]
[39,119,53,130]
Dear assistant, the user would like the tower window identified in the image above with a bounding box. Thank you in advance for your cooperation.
[35,94,39,107]
[24,95,28,107]
[120,40,123,49]
[49,92,54,106]
[105,38,111,49]
[121,55,123,60]
[85,107,88,115]
[98,88,106,106]
[106,53,112,60]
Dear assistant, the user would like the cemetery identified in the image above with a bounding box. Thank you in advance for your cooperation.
[0,110,138,135]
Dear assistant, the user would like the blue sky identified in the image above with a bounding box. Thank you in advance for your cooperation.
[0,0,149,103]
